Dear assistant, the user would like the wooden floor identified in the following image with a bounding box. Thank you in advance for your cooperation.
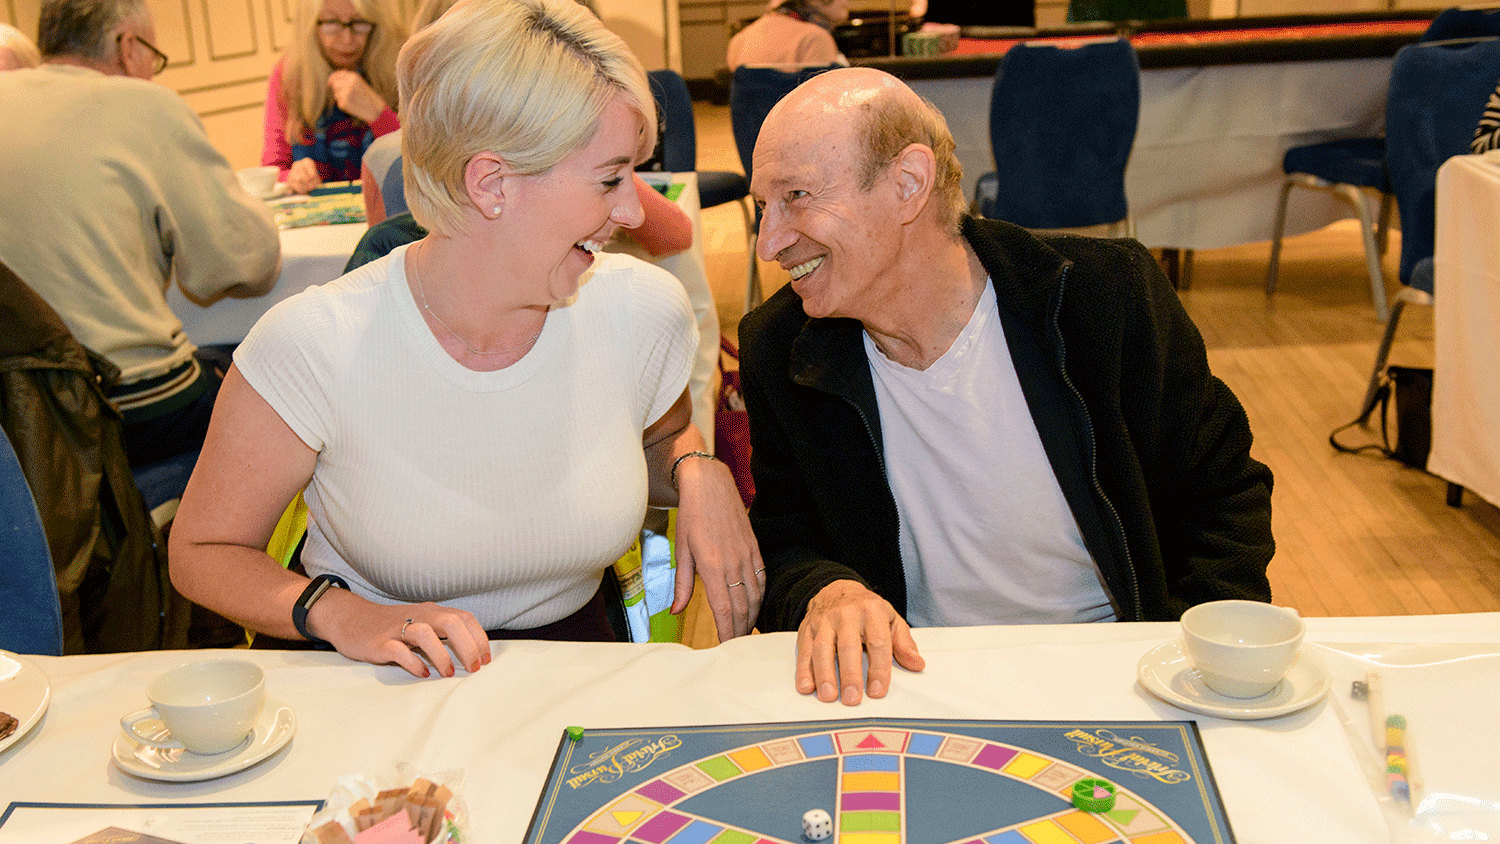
[678,102,1500,648]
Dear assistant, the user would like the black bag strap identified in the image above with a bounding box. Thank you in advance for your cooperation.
[1329,373,1396,458]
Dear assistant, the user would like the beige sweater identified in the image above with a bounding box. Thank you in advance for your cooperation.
[0,65,279,385]
[727,12,845,69]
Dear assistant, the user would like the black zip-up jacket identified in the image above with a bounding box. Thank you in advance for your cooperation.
[740,217,1274,632]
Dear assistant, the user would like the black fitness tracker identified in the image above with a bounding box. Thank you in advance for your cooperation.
[292,573,349,647]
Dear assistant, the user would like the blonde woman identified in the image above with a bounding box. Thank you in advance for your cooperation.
[261,0,404,193]
[172,0,761,678]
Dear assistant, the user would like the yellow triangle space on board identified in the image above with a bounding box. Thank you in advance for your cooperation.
[612,810,644,827]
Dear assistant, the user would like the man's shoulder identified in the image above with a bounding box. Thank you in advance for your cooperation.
[965,216,1141,264]
[738,284,807,360]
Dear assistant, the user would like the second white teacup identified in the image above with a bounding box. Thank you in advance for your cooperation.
[236,165,278,198]
[1180,600,1304,699]
[121,658,265,755]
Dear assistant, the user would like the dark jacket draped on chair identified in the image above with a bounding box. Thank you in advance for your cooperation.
[0,262,187,653]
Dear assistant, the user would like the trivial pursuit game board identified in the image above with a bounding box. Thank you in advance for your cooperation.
[524,718,1236,844]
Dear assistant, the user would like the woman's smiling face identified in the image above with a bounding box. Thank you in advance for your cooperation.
[500,95,647,303]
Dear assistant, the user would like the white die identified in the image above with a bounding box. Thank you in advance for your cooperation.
[802,809,833,841]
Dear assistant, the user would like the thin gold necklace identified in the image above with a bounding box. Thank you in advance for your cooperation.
[409,241,542,357]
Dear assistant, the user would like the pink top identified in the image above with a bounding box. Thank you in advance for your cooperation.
[727,12,843,68]
[260,56,399,180]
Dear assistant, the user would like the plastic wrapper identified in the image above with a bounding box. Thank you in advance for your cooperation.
[1315,642,1500,843]
[300,763,468,844]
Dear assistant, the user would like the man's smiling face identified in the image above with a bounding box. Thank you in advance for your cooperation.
[751,78,908,322]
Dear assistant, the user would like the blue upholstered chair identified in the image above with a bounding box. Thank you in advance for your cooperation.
[1356,37,1500,419]
[646,69,760,314]
[971,39,1140,238]
[381,158,407,219]
[1266,8,1500,322]
[0,428,63,656]
[1420,6,1500,43]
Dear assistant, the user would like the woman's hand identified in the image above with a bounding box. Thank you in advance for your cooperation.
[672,453,764,640]
[310,588,492,679]
[286,157,321,194]
[328,69,389,125]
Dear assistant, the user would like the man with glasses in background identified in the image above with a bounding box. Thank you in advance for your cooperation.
[0,0,280,471]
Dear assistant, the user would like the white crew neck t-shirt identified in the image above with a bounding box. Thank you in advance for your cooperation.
[236,246,695,629]
[864,281,1116,627]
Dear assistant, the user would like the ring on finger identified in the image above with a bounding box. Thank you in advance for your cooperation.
[727,580,745,588]
[399,618,415,644]
[755,567,766,575]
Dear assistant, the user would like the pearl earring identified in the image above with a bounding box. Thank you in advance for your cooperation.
[491,205,501,217]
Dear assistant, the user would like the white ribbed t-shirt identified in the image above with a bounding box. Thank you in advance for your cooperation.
[235,246,696,629]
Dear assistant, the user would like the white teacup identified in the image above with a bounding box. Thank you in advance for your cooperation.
[1180,600,1304,699]
[121,659,265,755]
[236,165,279,198]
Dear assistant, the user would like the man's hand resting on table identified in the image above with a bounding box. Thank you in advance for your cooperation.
[796,579,925,706]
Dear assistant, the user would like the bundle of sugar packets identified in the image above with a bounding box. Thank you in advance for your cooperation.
[303,768,467,844]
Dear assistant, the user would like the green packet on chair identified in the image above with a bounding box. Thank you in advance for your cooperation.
[612,508,681,644]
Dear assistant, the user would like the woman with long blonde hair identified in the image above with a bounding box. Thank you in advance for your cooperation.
[260,0,404,193]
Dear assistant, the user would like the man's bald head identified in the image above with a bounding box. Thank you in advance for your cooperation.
[762,68,965,235]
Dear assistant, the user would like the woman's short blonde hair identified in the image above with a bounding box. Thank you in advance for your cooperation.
[283,0,405,138]
[398,0,656,236]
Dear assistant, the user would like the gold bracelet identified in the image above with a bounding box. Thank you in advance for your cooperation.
[670,450,718,490]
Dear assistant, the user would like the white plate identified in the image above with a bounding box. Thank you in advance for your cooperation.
[112,698,295,782]
[1137,640,1329,720]
[0,650,50,755]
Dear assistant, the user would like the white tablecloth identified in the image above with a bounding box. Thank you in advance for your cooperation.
[910,56,1392,250]
[1428,153,1500,509]
[167,222,368,348]
[3,614,1498,843]
[166,173,720,443]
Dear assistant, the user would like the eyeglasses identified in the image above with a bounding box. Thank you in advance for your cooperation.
[118,32,169,75]
[316,18,376,37]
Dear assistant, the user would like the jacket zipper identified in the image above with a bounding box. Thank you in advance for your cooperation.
[1048,263,1142,621]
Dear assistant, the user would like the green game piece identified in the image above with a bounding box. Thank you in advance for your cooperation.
[1072,778,1117,812]
[567,726,584,741]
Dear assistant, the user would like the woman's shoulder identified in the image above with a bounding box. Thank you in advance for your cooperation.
[585,252,684,300]
[250,249,403,343]
[573,253,692,330]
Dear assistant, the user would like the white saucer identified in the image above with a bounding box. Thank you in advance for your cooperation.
[0,650,50,755]
[1137,640,1329,720]
[112,698,295,782]
[254,183,290,201]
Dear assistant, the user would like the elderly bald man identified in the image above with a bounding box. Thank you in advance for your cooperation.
[739,68,1275,706]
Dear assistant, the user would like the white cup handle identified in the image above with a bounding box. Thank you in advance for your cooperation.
[121,707,186,750]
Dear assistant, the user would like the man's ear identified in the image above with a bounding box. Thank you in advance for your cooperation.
[464,151,511,219]
[891,143,936,225]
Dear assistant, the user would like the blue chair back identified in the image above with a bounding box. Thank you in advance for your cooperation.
[647,69,698,174]
[983,38,1140,230]
[729,64,842,185]
[1421,7,1500,42]
[382,157,408,219]
[1385,37,1500,290]
[0,428,62,656]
